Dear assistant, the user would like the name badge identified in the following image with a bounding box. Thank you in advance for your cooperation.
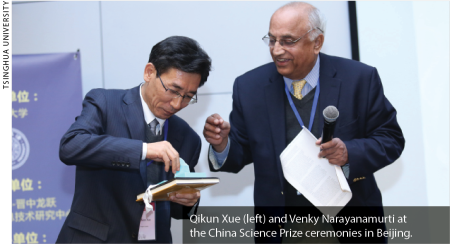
[138,202,156,241]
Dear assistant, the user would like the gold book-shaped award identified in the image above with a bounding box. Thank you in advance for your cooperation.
[136,177,220,201]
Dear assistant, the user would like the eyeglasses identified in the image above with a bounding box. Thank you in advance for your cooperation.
[159,76,197,105]
[262,27,323,48]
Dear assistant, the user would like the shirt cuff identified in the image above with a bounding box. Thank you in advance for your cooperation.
[342,163,350,179]
[187,201,199,217]
[208,140,230,170]
[142,143,147,160]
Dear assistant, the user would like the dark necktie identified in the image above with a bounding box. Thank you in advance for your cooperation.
[146,119,163,186]
[148,119,159,136]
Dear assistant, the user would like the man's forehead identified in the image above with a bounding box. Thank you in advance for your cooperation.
[163,71,199,94]
[268,25,305,39]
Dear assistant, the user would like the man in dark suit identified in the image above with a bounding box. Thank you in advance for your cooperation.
[57,36,211,243]
[203,2,404,243]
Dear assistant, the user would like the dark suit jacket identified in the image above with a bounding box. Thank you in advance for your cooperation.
[209,53,405,242]
[57,85,201,243]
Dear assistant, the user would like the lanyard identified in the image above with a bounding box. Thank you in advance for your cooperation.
[284,79,320,131]
[146,119,169,166]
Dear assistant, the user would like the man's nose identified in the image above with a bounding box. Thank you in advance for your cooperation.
[170,97,183,110]
[271,41,285,56]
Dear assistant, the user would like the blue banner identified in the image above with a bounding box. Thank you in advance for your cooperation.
[12,52,82,244]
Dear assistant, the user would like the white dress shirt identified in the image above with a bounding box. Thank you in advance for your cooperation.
[140,83,166,160]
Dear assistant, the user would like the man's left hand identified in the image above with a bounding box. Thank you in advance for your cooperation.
[316,138,348,166]
[169,191,200,207]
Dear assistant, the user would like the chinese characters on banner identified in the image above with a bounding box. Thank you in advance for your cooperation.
[12,90,35,119]
[12,53,82,244]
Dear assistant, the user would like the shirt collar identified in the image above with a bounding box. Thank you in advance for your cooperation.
[140,83,166,128]
[283,55,320,89]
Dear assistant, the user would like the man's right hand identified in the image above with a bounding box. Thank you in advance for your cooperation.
[203,113,230,152]
[146,141,180,174]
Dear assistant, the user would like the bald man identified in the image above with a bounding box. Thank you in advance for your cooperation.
[203,2,404,243]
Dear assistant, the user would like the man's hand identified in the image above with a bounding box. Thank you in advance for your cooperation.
[146,141,180,174]
[203,113,230,152]
[169,190,200,207]
[316,138,348,166]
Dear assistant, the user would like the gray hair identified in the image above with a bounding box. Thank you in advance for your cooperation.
[279,2,327,41]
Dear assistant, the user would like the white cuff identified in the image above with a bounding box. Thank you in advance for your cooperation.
[142,143,147,160]
[208,140,230,170]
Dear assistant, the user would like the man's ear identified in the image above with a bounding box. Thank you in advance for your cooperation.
[313,34,324,54]
[143,63,157,83]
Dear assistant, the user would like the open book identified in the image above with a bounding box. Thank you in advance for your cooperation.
[136,177,220,201]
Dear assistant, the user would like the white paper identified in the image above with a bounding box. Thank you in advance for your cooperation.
[280,126,352,217]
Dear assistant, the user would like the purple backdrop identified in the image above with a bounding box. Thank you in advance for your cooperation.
[12,52,82,243]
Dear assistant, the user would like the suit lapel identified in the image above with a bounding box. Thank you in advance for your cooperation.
[164,117,183,181]
[318,53,341,133]
[122,86,146,141]
[166,116,182,149]
[264,72,287,189]
[122,86,147,186]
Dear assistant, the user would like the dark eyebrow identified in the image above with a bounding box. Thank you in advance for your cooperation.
[268,33,295,39]
[171,83,197,96]
[172,84,183,90]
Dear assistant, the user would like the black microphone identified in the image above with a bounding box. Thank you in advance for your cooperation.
[322,106,339,144]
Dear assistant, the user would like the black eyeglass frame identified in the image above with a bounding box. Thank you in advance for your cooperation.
[158,76,198,105]
[262,27,324,47]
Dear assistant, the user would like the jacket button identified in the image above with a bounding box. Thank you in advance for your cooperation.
[131,233,136,238]
[281,191,284,195]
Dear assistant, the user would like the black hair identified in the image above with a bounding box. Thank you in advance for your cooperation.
[148,36,212,87]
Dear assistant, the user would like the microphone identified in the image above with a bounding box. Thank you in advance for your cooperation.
[322,106,339,144]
